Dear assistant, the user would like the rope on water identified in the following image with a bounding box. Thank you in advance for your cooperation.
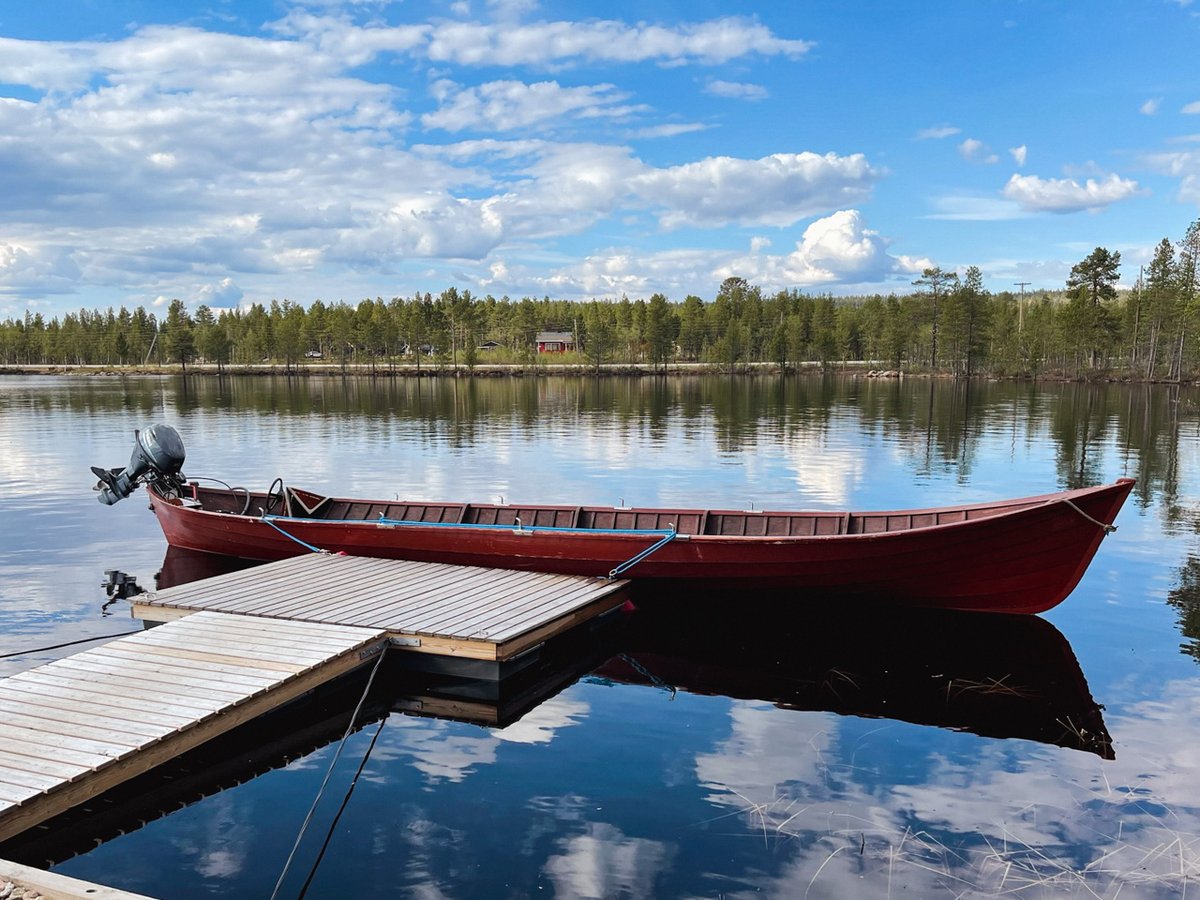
[608,527,677,579]
[261,515,327,553]
[1060,499,1118,534]
[269,642,388,900]
[0,630,142,660]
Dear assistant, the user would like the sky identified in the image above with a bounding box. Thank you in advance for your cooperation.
[1,0,1198,319]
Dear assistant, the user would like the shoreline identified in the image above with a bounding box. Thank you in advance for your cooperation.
[0,360,882,377]
[0,362,1195,385]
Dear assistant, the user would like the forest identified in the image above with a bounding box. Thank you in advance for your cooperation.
[2,219,1197,380]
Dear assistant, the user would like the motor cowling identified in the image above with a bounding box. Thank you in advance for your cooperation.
[93,424,186,505]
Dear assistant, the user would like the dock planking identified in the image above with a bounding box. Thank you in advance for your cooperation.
[0,611,386,843]
[132,553,630,661]
[0,555,625,844]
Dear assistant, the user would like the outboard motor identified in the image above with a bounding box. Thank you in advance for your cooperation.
[92,424,187,505]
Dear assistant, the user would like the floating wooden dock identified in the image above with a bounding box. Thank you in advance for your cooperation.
[1,856,155,898]
[132,553,630,666]
[0,611,386,843]
[0,554,628,845]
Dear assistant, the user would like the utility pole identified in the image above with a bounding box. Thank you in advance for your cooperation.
[1131,265,1144,369]
[1014,281,1031,333]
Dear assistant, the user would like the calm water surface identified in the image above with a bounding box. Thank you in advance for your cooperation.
[1,374,1199,898]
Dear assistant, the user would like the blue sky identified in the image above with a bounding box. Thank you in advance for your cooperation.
[1,0,1198,318]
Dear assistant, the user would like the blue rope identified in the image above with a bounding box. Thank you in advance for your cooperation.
[608,529,677,578]
[258,513,677,577]
[261,515,325,553]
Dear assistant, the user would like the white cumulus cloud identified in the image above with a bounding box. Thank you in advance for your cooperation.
[1144,148,1200,203]
[633,152,882,228]
[422,79,641,132]
[197,277,244,307]
[626,123,708,139]
[915,124,960,140]
[1002,173,1140,213]
[704,79,768,101]
[0,12,849,308]
[1141,97,1162,115]
[0,241,82,297]
[528,212,921,298]
[1009,144,1027,166]
[716,209,911,286]
[958,138,999,164]
[423,17,812,67]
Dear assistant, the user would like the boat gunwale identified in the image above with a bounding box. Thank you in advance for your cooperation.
[157,478,1133,543]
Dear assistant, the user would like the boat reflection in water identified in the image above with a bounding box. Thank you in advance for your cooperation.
[0,549,1111,866]
[615,583,1114,759]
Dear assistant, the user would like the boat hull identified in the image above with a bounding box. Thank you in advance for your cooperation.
[147,479,1134,614]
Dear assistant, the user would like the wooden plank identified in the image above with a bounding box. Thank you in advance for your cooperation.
[0,767,63,793]
[10,665,240,710]
[0,698,173,743]
[134,619,362,652]
[0,722,129,759]
[133,554,629,660]
[0,613,387,843]
[494,587,629,660]
[0,857,157,899]
[339,574,516,628]
[445,574,612,631]
[105,633,316,672]
[113,616,344,661]
[0,737,114,771]
[140,554,599,630]
[0,750,96,783]
[385,569,583,633]
[67,651,282,693]
[0,682,199,728]
[130,603,193,623]
[0,635,384,841]
[386,632,497,661]
[421,591,556,637]
[0,782,38,805]
[143,617,372,654]
[360,566,544,619]
[447,578,619,638]
[0,709,162,748]
[172,559,386,611]
[96,640,307,674]
[106,639,312,671]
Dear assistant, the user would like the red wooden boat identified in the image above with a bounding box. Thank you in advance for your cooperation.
[140,475,1133,615]
[91,424,1134,614]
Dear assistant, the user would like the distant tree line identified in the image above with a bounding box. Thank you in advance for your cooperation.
[3,219,1198,380]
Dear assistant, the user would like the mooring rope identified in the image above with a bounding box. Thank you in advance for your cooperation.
[608,528,677,578]
[296,717,387,900]
[260,511,680,576]
[1059,499,1118,534]
[261,515,327,553]
[269,643,388,900]
[0,630,142,660]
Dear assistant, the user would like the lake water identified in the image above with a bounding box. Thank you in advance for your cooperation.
[1,374,1198,898]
